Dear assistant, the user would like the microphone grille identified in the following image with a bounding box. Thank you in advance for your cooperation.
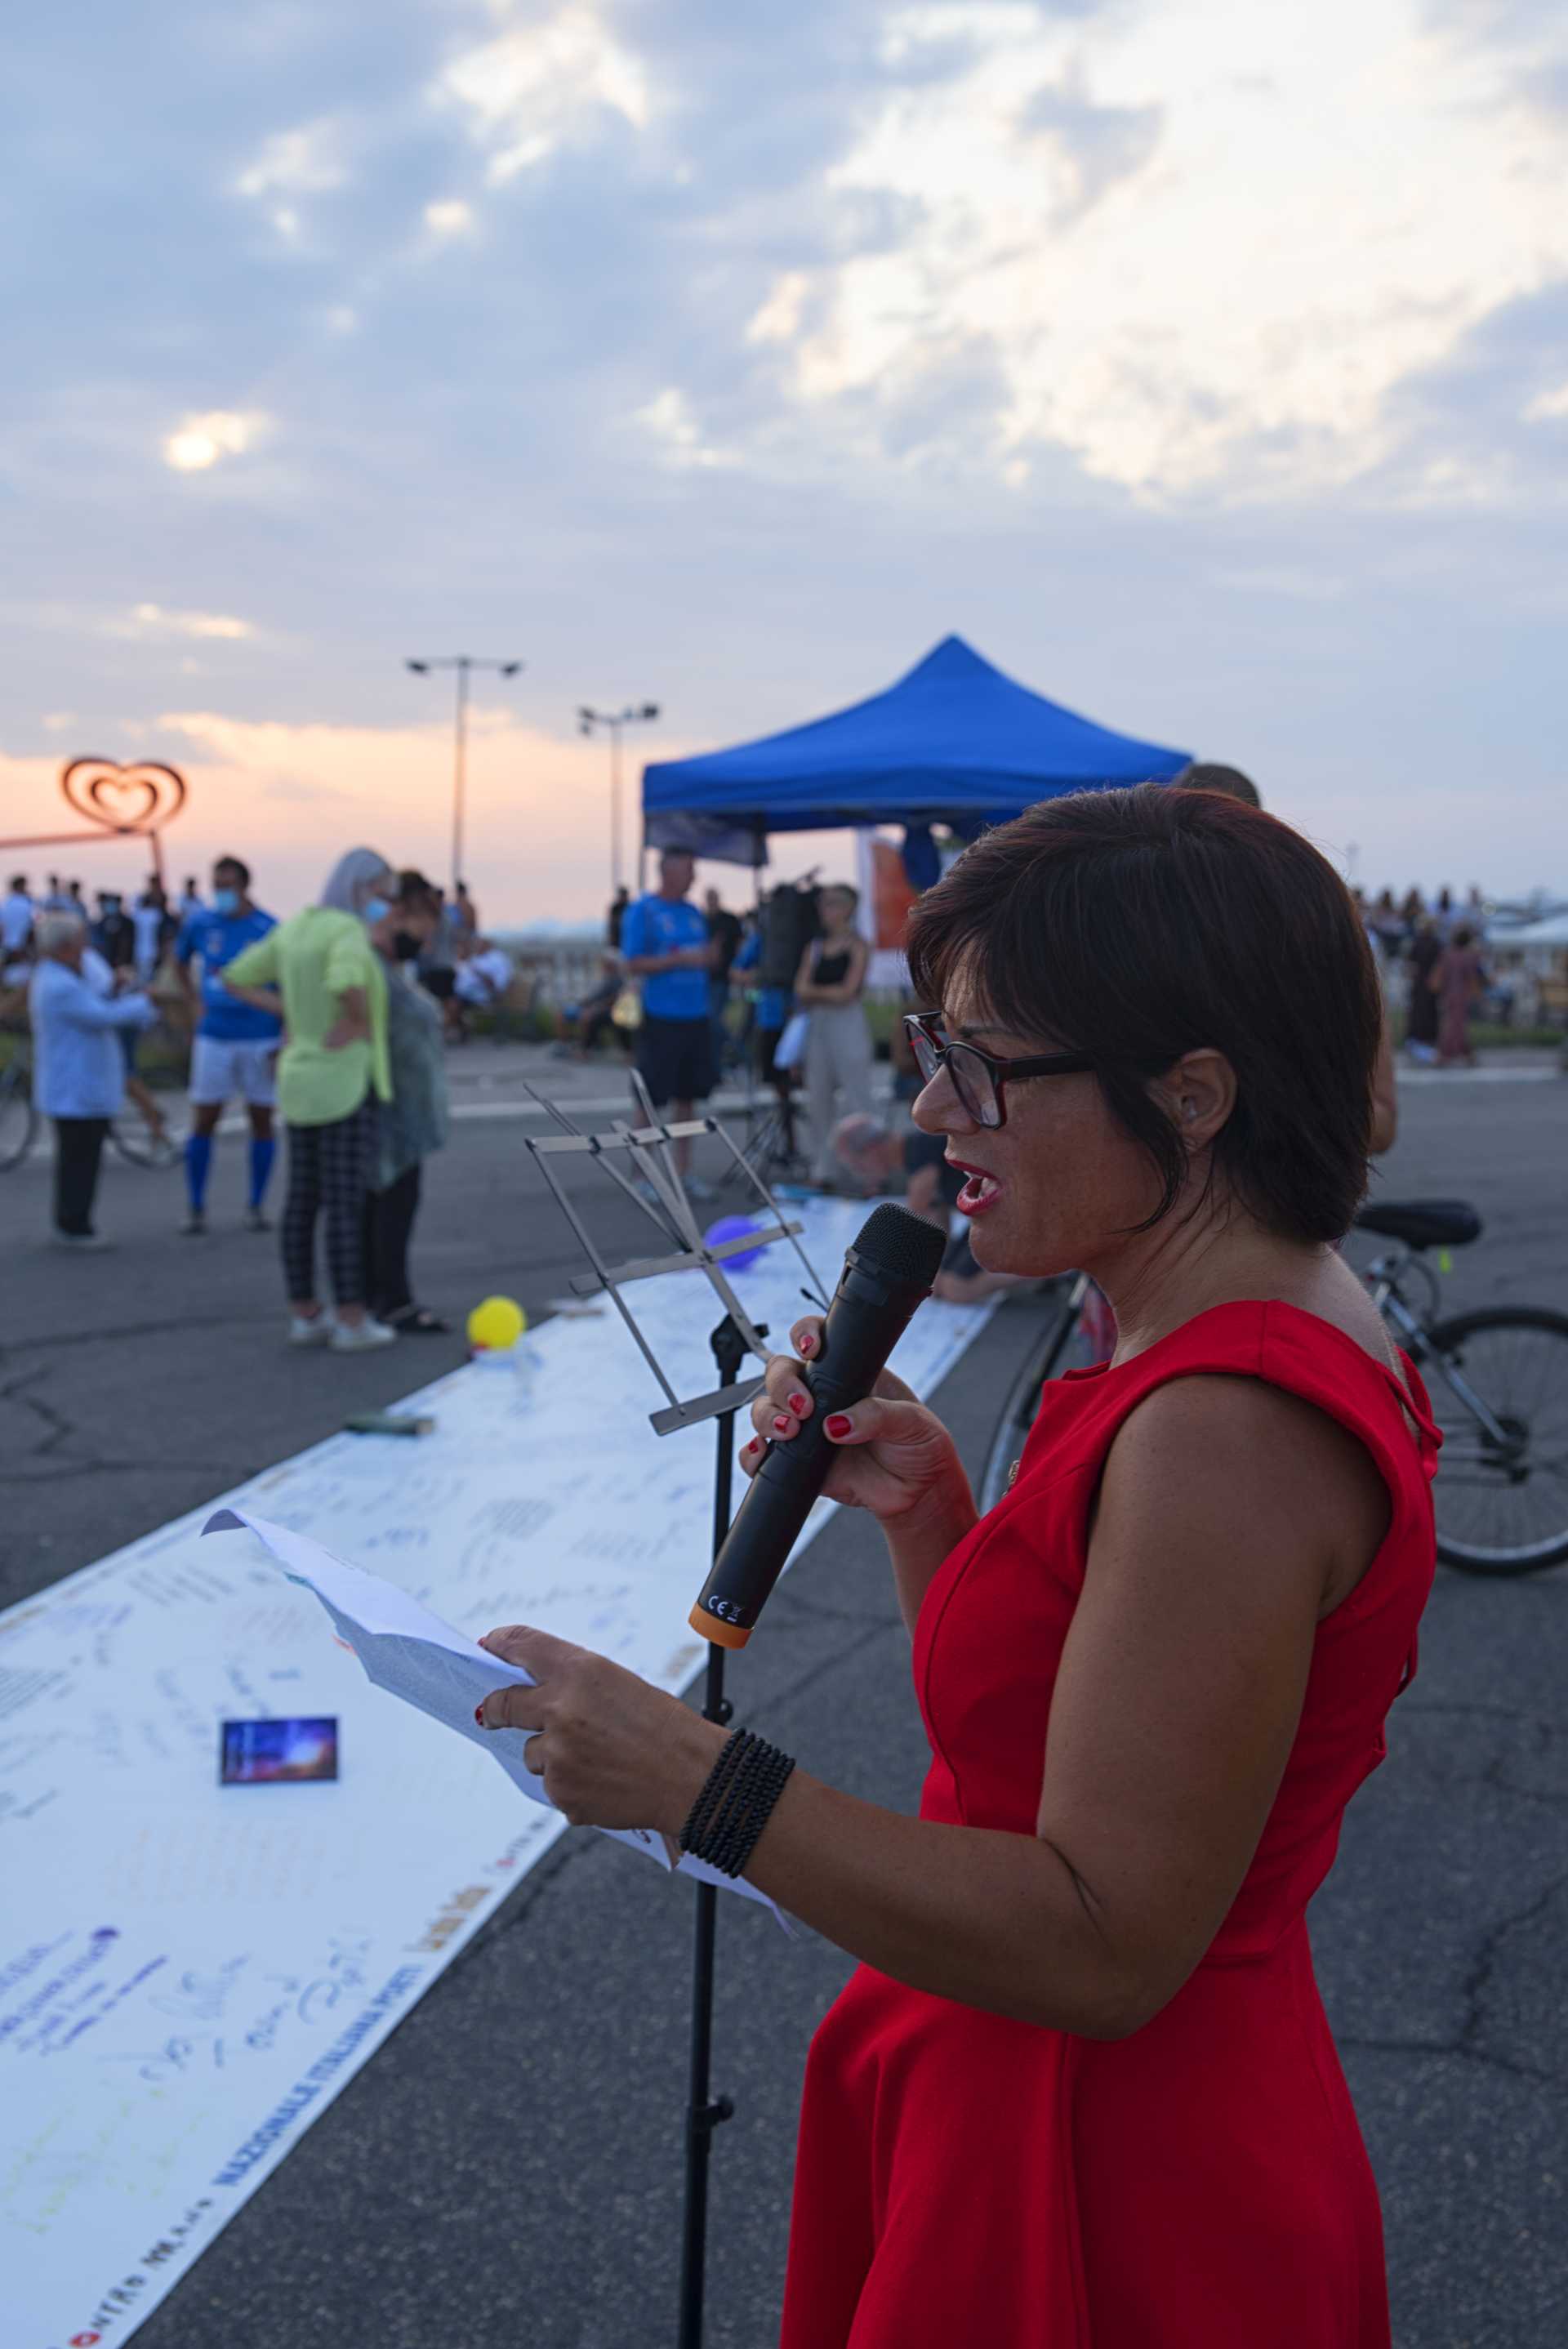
[850,1201,949,1286]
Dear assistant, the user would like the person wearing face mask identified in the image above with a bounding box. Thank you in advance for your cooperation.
[362,872,452,1333]
[174,856,283,1234]
[221,846,398,1351]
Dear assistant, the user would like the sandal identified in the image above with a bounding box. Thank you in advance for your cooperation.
[386,1305,451,1335]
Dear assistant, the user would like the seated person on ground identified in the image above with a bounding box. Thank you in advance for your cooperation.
[553,956,630,1057]
[831,1112,1027,1305]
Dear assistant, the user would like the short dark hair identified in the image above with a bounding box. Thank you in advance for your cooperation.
[390,867,442,918]
[1178,762,1261,809]
[214,855,251,886]
[905,785,1381,1243]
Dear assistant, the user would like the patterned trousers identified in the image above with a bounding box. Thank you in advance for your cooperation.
[280,1098,377,1307]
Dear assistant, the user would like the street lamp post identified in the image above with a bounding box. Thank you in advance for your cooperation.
[578,702,660,898]
[405,656,523,896]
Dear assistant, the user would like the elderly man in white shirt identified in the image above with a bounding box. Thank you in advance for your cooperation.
[28,911,157,1248]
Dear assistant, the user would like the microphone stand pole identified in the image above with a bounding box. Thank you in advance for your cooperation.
[677,1309,752,2349]
[518,1081,825,2348]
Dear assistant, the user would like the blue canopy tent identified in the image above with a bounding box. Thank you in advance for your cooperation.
[641,634,1192,871]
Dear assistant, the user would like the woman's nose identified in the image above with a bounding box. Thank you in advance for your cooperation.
[910,1064,978,1136]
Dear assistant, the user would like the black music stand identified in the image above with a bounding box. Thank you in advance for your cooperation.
[521,1075,827,2348]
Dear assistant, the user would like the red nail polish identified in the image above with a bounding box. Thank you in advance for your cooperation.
[826,1414,852,1438]
[788,1391,808,1416]
[773,1415,791,1435]
[474,1705,486,1727]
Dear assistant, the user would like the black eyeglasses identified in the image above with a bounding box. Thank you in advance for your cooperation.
[902,1012,1098,1130]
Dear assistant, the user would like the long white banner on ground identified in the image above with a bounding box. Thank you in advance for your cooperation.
[1,1197,992,2349]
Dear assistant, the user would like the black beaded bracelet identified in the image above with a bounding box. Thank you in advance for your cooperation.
[709,1744,794,1879]
[704,1740,794,1880]
[719,1742,795,1875]
[682,1727,745,1854]
[679,1729,795,1878]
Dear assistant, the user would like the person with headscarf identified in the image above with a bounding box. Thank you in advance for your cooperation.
[363,871,451,1332]
[222,847,399,1351]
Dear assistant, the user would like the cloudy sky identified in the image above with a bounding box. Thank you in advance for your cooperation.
[3,0,1566,921]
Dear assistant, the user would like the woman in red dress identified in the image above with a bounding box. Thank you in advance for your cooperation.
[477,784,1437,2347]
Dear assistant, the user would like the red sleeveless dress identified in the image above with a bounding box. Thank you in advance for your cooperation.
[779,1301,1440,2349]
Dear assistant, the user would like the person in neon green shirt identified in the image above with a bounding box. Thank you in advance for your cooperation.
[225,848,421,1352]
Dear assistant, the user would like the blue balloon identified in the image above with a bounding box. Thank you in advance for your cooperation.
[704,1214,765,1273]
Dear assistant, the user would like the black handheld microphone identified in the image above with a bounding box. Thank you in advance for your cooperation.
[689,1203,948,1649]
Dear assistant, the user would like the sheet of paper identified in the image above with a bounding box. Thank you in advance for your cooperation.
[203,1507,782,1908]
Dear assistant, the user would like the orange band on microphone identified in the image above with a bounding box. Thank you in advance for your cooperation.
[689,1603,751,1650]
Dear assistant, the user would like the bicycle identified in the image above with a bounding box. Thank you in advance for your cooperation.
[0,1041,38,1169]
[0,1036,187,1172]
[976,1198,1568,1576]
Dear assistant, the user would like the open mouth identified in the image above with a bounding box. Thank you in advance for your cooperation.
[948,1156,1004,1215]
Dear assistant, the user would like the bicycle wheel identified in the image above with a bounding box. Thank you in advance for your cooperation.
[0,1068,39,1170]
[109,1102,187,1169]
[977,1283,1095,1513]
[1421,1306,1568,1574]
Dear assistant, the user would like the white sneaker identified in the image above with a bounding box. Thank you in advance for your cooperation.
[328,1315,398,1353]
[684,1174,719,1203]
[51,1231,112,1251]
[288,1313,335,1347]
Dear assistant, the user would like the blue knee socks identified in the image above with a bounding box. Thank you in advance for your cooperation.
[185,1132,275,1210]
[185,1131,212,1210]
[247,1135,276,1210]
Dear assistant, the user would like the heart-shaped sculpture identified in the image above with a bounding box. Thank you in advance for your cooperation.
[60,758,188,836]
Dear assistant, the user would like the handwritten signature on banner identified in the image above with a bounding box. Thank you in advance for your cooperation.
[98,1940,376,2086]
[33,1949,438,2349]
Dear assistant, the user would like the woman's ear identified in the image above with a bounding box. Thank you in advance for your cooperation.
[1154,1048,1236,1151]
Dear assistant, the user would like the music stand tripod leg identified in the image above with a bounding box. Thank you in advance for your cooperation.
[676,1309,755,2348]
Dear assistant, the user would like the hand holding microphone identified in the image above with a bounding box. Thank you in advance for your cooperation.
[741,1336,963,1525]
[690,1205,964,1647]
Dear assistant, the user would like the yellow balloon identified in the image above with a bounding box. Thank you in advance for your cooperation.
[467,1295,525,1351]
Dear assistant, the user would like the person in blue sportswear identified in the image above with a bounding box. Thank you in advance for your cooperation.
[620,848,717,1192]
[175,854,283,1235]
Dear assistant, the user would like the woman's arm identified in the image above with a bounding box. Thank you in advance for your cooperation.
[791,941,821,1002]
[738,1376,1343,2031]
[479,1374,1368,2039]
[880,1483,983,1635]
[323,984,370,1050]
[223,932,279,994]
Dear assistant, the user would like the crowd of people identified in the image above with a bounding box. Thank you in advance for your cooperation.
[1352,884,1494,1068]
[0,811,1499,1311]
[8,852,458,1348]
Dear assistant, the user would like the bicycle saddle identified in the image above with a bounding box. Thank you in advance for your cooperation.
[1354,1199,1483,1250]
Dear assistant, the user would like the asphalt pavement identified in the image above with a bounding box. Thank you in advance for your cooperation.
[2,1050,1566,2348]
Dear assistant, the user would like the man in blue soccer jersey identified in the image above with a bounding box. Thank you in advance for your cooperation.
[175,855,283,1235]
[620,847,717,1191]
